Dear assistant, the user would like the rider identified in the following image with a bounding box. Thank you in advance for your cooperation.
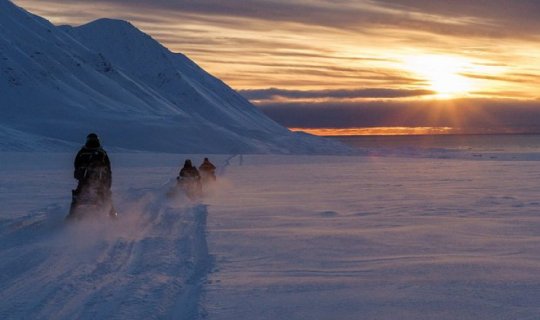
[179,159,201,180]
[199,157,216,181]
[178,159,202,197]
[68,133,115,218]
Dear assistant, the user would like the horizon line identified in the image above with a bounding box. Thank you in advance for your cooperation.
[290,127,540,137]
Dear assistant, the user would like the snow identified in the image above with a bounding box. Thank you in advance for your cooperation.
[0,0,348,154]
[205,155,540,319]
[1,151,540,319]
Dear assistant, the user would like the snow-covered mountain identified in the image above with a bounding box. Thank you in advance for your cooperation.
[0,0,347,154]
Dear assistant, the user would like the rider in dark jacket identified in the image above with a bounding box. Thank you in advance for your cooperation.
[179,159,200,180]
[73,133,111,190]
[177,159,202,198]
[199,157,216,181]
[69,133,115,218]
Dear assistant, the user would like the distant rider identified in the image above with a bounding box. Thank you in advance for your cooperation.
[199,157,216,181]
[68,133,116,218]
[177,159,202,198]
[179,159,201,181]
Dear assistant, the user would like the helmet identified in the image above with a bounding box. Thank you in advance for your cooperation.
[85,132,100,148]
[87,133,98,140]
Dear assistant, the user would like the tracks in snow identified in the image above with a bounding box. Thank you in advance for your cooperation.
[0,187,213,320]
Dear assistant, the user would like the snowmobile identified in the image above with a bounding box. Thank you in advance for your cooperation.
[67,186,117,221]
[200,170,216,185]
[169,176,203,200]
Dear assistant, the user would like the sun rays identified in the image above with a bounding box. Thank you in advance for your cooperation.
[404,55,473,98]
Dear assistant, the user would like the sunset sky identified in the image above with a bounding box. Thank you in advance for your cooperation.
[13,0,540,135]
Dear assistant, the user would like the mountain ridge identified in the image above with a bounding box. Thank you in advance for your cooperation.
[0,0,350,154]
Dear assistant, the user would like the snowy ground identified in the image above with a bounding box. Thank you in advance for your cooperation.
[1,152,540,319]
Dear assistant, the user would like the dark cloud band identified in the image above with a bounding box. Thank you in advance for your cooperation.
[260,98,540,133]
[240,88,435,100]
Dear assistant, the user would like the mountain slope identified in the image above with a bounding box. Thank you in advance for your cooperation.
[0,0,348,154]
[64,19,285,134]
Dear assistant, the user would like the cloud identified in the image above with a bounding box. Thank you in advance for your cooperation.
[14,0,540,93]
[240,88,435,100]
[259,98,540,133]
[14,0,540,40]
[373,0,540,35]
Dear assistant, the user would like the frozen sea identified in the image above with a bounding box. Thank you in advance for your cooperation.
[1,135,540,319]
[333,133,540,160]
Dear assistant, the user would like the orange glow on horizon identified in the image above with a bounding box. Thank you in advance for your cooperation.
[290,127,456,136]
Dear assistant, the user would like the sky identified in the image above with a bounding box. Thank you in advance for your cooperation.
[13,0,540,135]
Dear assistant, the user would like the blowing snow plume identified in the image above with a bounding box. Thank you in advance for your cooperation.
[0,182,213,320]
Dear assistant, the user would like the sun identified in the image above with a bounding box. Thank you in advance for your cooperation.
[404,55,473,98]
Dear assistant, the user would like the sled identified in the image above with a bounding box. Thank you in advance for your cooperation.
[168,176,202,200]
[200,171,216,185]
[67,188,117,221]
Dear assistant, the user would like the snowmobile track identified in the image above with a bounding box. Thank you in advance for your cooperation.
[0,188,213,320]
